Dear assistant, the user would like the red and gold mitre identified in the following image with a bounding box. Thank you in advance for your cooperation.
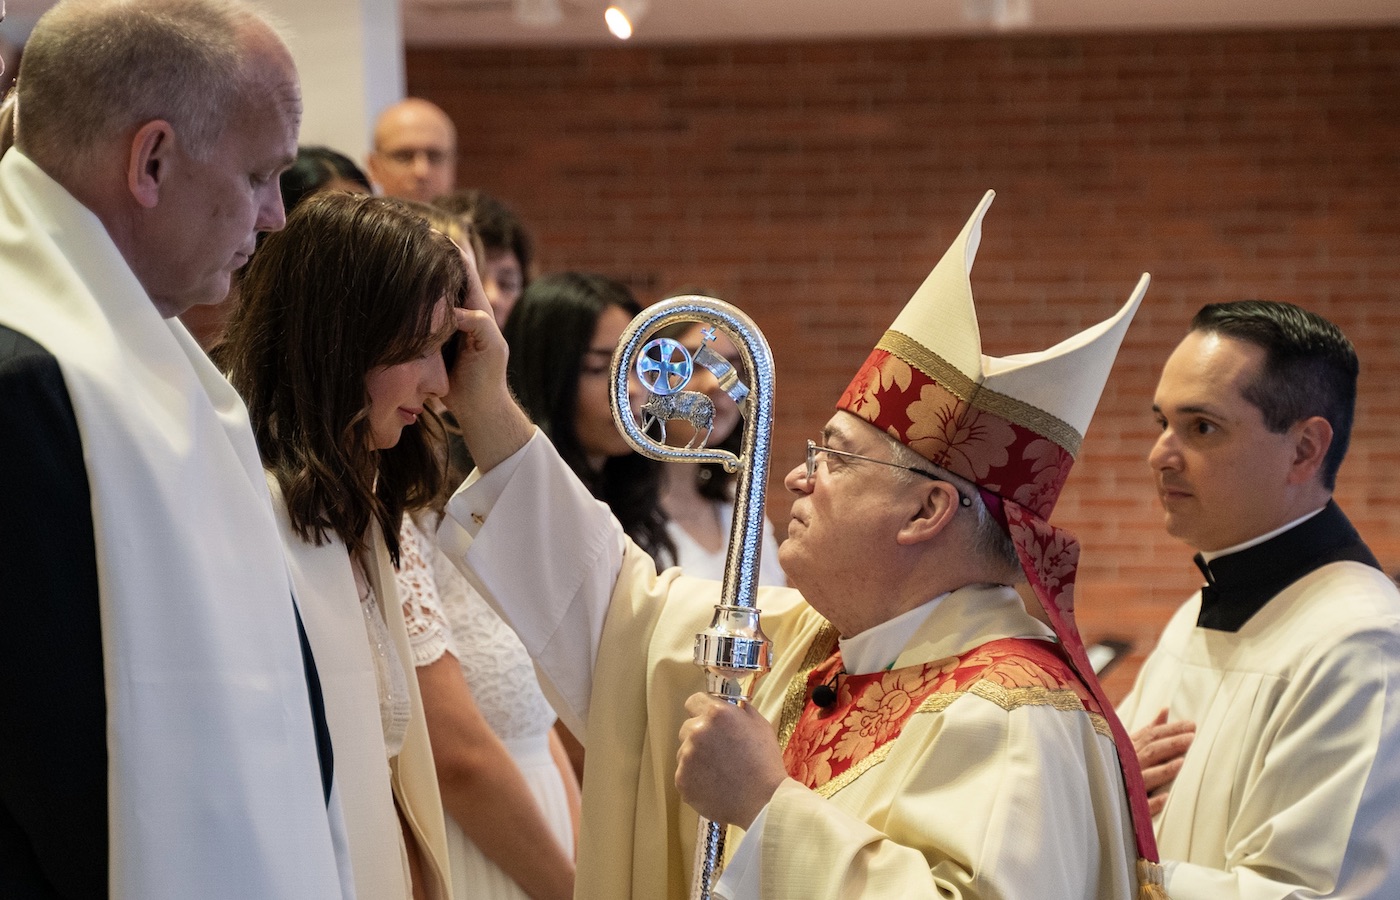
[838,190,1147,519]
[837,190,1165,895]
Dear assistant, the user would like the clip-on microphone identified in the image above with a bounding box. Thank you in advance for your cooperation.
[811,670,841,708]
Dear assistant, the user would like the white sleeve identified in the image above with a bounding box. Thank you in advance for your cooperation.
[437,429,625,741]
[1164,626,1400,900]
[713,807,768,900]
[396,514,453,668]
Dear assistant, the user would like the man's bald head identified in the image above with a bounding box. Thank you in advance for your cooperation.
[13,0,302,315]
[367,97,457,202]
[14,0,287,183]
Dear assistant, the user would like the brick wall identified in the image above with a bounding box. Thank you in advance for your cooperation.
[409,28,1400,697]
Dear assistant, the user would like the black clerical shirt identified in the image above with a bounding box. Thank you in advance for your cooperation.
[1193,500,1381,632]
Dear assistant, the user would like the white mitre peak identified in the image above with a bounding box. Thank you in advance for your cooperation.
[888,190,1150,440]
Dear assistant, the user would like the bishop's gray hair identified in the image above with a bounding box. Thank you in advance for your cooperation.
[880,430,1023,583]
[14,0,275,181]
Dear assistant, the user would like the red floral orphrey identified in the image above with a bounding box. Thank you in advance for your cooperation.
[782,637,1099,792]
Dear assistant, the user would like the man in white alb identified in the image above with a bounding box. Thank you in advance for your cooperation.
[1121,300,1400,898]
[0,2,348,896]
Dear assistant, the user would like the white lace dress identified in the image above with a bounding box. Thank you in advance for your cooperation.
[398,514,574,900]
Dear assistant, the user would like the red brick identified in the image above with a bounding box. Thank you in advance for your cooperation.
[407,27,1400,652]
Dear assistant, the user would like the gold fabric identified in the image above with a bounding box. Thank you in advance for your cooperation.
[878,330,1084,455]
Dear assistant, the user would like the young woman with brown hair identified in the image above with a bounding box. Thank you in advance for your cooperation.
[219,190,463,900]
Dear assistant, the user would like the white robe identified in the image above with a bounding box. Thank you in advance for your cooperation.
[665,499,787,586]
[1119,560,1400,899]
[438,431,1137,899]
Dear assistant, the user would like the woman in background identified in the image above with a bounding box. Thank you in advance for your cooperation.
[280,144,372,211]
[219,191,458,900]
[435,189,533,328]
[501,272,673,784]
[503,271,674,566]
[395,202,579,900]
[652,315,786,585]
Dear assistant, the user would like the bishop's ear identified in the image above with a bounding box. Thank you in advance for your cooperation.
[895,479,962,546]
[127,119,176,209]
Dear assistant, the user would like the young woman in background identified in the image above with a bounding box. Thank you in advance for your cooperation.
[395,202,580,900]
[652,314,786,585]
[503,272,675,566]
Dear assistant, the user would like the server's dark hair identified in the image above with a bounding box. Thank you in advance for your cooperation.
[1190,300,1357,490]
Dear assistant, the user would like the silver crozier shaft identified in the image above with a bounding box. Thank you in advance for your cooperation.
[609,296,776,900]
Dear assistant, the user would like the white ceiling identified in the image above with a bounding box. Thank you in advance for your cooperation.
[2,0,1398,49]
[400,0,1400,47]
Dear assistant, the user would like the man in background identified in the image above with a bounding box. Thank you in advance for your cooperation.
[1122,300,1400,898]
[368,97,458,202]
[0,1,346,896]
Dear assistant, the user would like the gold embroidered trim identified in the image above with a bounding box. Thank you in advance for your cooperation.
[815,742,896,799]
[777,623,840,751]
[877,330,1084,455]
[966,681,1087,712]
[916,681,1106,720]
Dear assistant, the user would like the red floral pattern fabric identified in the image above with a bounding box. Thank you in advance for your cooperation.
[837,348,1073,521]
[1001,498,1160,863]
[781,638,1098,793]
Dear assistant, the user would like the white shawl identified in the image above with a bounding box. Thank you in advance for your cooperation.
[0,149,348,899]
[272,483,453,900]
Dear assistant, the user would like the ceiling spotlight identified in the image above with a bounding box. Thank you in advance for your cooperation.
[605,0,648,40]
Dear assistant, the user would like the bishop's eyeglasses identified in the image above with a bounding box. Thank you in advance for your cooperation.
[804,440,973,507]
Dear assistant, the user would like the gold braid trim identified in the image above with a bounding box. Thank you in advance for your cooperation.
[877,330,1084,456]
[815,743,896,800]
[776,623,841,752]
[918,683,1112,737]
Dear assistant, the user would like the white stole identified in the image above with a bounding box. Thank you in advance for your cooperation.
[273,486,454,900]
[0,150,347,899]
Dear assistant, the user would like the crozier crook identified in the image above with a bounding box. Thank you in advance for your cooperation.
[609,296,776,900]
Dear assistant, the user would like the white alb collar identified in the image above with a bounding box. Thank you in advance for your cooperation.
[838,592,949,675]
